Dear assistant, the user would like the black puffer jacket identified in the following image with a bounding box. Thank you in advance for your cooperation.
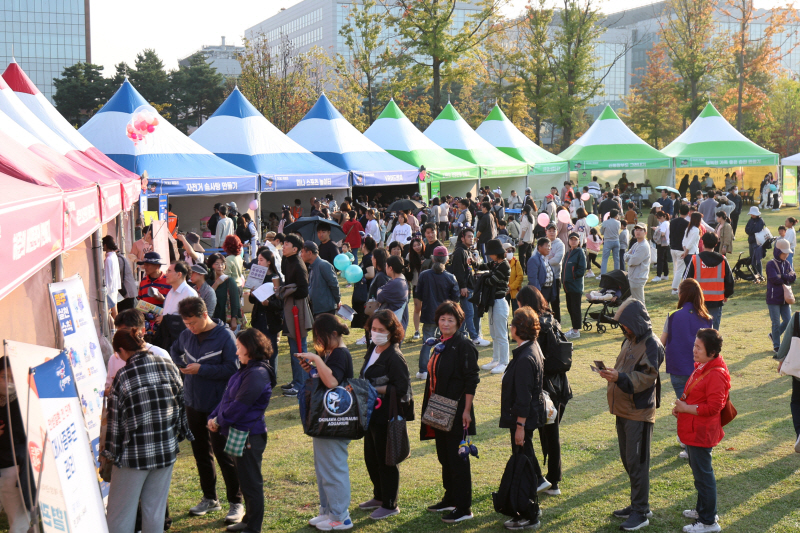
[499,341,545,430]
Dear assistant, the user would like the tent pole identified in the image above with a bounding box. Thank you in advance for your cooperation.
[255,193,261,245]
[92,229,110,339]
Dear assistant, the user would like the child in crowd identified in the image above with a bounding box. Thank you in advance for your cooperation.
[625,202,638,226]
[497,219,509,236]
[341,242,355,287]
[586,227,602,278]
[785,217,797,265]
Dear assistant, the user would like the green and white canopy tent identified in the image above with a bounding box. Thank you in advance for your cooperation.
[363,99,480,189]
[424,103,529,179]
[558,105,673,172]
[476,104,568,175]
[662,102,779,169]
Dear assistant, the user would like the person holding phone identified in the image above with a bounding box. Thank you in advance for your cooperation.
[295,314,355,531]
[598,299,664,531]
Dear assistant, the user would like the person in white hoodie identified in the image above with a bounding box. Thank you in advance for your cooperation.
[102,235,122,323]
[624,224,651,304]
[682,212,702,260]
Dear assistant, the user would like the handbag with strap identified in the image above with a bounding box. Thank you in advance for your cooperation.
[224,426,250,457]
[780,313,800,379]
[364,300,381,317]
[422,393,459,432]
[681,366,737,427]
[784,283,796,305]
[385,386,410,466]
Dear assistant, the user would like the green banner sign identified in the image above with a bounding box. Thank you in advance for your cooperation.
[675,155,779,168]
[783,166,797,206]
[570,158,672,171]
[430,181,441,199]
[531,161,570,175]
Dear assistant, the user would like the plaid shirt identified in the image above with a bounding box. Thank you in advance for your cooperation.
[103,351,193,470]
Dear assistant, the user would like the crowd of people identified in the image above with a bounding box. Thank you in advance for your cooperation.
[3,175,796,533]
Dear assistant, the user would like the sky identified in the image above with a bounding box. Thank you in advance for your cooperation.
[91,0,791,74]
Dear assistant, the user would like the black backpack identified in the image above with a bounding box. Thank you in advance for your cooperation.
[468,272,495,318]
[492,451,540,521]
[538,315,572,374]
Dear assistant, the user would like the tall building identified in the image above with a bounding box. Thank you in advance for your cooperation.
[0,0,91,102]
[178,36,244,78]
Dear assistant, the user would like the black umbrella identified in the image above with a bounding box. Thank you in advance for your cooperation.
[387,199,424,212]
[283,217,345,244]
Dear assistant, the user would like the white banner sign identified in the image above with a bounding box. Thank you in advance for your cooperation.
[33,352,108,533]
[48,275,109,498]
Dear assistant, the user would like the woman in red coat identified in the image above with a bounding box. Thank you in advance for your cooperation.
[672,328,730,533]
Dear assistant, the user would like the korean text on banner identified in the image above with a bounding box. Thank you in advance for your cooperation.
[32,352,109,533]
[4,340,69,533]
[48,275,109,498]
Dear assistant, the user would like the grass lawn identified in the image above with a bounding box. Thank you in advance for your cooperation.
[5,209,797,532]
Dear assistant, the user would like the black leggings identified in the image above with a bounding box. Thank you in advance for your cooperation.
[656,245,671,277]
[587,253,601,269]
[564,290,582,331]
[519,242,533,273]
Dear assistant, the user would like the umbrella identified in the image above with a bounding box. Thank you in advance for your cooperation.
[387,199,424,212]
[655,186,680,195]
[283,217,345,244]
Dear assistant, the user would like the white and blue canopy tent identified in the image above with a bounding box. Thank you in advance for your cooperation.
[79,80,258,197]
[190,87,349,193]
[287,93,419,188]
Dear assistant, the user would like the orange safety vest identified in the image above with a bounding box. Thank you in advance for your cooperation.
[692,254,724,301]
[167,212,179,237]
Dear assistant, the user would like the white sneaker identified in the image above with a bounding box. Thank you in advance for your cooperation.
[585,271,595,278]
[678,436,686,449]
[679,450,689,459]
[316,517,353,530]
[652,276,661,282]
[309,514,329,526]
[481,361,499,370]
[565,330,580,339]
[355,336,367,345]
[795,433,800,453]
[412,331,420,340]
[416,372,428,380]
[683,521,721,533]
[671,289,679,295]
[473,337,491,347]
[683,510,719,522]
[490,363,507,374]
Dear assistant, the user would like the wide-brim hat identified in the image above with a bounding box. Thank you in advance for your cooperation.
[185,232,205,253]
[749,206,761,216]
[485,239,505,258]
[137,251,165,265]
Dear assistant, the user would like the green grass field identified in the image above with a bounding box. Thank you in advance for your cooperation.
[6,209,799,532]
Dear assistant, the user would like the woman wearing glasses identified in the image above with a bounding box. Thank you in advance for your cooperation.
[419,301,480,524]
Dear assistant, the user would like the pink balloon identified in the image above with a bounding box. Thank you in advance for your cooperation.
[147,125,155,133]
[581,193,590,201]
[557,210,571,224]
[603,212,610,221]
[249,200,259,211]
[537,213,550,227]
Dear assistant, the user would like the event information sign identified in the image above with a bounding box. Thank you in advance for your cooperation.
[48,275,109,498]
[32,353,108,533]
[4,340,69,533]
[783,167,798,207]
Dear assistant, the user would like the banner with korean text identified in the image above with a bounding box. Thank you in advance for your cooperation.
[48,275,109,498]
[4,340,68,533]
[32,352,108,532]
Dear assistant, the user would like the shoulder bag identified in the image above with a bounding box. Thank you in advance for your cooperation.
[364,300,381,317]
[385,386,411,466]
[779,313,800,379]
[784,283,796,305]
[681,367,737,427]
[422,393,459,431]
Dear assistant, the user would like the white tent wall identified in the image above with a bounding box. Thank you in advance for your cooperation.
[437,179,478,200]
[527,173,569,203]
[480,176,527,200]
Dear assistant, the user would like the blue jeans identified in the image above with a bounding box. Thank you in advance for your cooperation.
[418,323,439,373]
[686,445,718,526]
[749,242,763,277]
[789,252,794,267]
[768,303,792,350]
[708,306,722,330]
[619,248,626,271]
[312,437,352,522]
[670,374,690,398]
[489,298,510,365]
[289,335,309,420]
[351,248,359,266]
[601,240,620,274]
[460,291,479,339]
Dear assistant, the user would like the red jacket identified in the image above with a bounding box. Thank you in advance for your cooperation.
[677,356,731,448]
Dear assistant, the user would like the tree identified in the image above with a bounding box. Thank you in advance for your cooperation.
[170,53,225,133]
[658,0,727,127]
[767,77,800,158]
[619,47,680,149]
[53,63,112,127]
[387,0,509,117]
[719,0,798,131]
[546,0,629,151]
[513,0,555,144]
[129,49,170,107]
[337,0,396,124]
[111,62,132,87]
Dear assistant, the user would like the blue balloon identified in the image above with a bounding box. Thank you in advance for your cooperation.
[344,265,363,283]
[334,253,352,271]
[586,214,600,227]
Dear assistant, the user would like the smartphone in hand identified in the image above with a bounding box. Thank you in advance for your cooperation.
[594,360,607,371]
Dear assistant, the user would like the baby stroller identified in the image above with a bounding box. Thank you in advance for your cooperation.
[731,237,774,283]
[582,270,630,334]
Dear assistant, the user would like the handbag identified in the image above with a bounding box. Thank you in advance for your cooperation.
[422,393,459,431]
[224,427,250,457]
[681,367,737,427]
[755,226,773,246]
[385,386,410,466]
[784,284,796,305]
[364,300,381,317]
[780,313,800,378]
[542,391,557,425]
[304,377,378,439]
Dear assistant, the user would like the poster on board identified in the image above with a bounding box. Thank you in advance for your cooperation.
[33,352,109,533]
[4,340,69,533]
[48,275,109,498]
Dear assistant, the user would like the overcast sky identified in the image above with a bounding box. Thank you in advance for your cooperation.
[91,0,789,74]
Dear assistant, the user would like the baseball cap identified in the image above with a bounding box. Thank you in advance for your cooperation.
[546,222,557,230]
[303,240,319,254]
[433,246,449,258]
[776,238,791,253]
[191,264,209,275]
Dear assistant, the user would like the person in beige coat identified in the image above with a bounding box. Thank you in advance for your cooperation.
[715,212,734,256]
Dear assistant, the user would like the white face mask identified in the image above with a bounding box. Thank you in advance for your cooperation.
[505,252,514,260]
[371,331,390,346]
